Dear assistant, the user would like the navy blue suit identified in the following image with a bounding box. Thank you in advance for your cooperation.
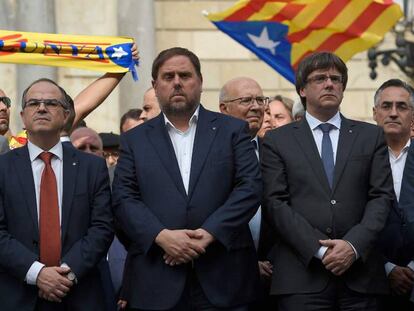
[112,105,262,310]
[379,142,414,265]
[0,143,113,311]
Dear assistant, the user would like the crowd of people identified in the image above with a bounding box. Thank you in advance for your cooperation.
[0,46,413,311]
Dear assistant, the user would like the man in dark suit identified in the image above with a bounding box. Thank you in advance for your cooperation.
[112,47,262,311]
[261,52,394,310]
[219,77,276,310]
[0,78,113,311]
[374,79,414,310]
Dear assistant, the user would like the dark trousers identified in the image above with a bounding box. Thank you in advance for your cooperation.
[382,293,414,311]
[278,278,382,311]
[129,269,248,311]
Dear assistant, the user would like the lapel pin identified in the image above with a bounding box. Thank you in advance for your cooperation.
[212,127,216,131]
[349,130,353,133]
[72,162,77,166]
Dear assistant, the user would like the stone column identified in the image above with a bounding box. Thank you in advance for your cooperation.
[14,0,57,132]
[118,0,156,113]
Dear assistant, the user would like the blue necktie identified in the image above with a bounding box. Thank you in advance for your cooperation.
[319,123,335,188]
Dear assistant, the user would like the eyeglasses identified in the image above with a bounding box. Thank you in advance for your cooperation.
[306,74,343,85]
[0,96,11,108]
[24,99,67,110]
[377,101,412,112]
[223,96,269,106]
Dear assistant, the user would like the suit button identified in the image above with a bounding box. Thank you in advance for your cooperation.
[326,227,332,234]
[331,200,336,205]
[32,240,38,246]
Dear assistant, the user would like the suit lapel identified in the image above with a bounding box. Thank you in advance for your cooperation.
[188,106,218,199]
[14,146,39,235]
[61,144,78,242]
[399,140,414,217]
[148,115,187,198]
[332,116,357,193]
[293,119,331,191]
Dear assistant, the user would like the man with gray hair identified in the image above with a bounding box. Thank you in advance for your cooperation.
[219,77,276,310]
[374,79,414,310]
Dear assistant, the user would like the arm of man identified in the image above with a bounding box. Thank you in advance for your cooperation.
[60,157,114,279]
[71,44,139,128]
[261,131,328,267]
[341,128,393,262]
[199,122,262,250]
[112,135,204,260]
[0,159,39,280]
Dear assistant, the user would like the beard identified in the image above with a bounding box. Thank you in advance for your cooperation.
[161,97,199,119]
[0,122,8,135]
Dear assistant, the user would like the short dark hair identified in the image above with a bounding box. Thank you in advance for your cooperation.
[120,108,143,133]
[21,78,71,110]
[295,52,348,106]
[151,47,202,81]
[374,78,414,108]
[62,93,76,134]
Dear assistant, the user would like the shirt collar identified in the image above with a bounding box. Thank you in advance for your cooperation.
[306,111,341,131]
[388,139,411,157]
[164,105,200,132]
[60,136,71,142]
[28,140,63,162]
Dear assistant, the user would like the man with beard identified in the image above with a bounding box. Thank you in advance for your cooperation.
[112,47,261,311]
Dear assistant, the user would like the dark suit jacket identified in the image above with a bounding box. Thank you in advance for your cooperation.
[0,143,113,311]
[261,116,394,296]
[112,105,262,310]
[0,136,9,154]
[379,141,414,266]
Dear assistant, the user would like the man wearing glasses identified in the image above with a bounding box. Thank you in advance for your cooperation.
[0,91,11,137]
[219,77,276,311]
[261,52,394,310]
[0,78,113,310]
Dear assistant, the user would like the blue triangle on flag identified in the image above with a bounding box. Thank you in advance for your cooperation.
[212,21,295,83]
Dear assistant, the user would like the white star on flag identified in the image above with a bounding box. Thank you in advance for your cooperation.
[112,47,128,59]
[247,27,280,55]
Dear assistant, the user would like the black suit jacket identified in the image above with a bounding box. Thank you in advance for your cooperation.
[113,105,262,310]
[0,144,113,311]
[379,141,414,266]
[261,116,394,295]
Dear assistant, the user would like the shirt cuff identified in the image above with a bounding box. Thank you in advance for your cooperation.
[345,240,359,259]
[25,261,45,285]
[315,246,328,260]
[407,261,414,271]
[385,262,397,276]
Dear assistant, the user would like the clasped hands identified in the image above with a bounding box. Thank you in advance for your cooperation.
[155,228,214,266]
[319,239,356,276]
[36,266,74,303]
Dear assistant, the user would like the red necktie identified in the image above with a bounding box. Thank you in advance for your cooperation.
[39,152,61,266]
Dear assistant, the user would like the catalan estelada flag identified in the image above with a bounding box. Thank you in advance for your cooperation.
[0,30,138,79]
[206,0,403,83]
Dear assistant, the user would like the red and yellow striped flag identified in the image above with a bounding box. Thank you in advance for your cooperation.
[206,0,403,83]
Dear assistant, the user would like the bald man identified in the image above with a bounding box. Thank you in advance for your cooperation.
[70,127,104,158]
[219,77,276,310]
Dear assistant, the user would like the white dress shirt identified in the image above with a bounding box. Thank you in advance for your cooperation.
[384,139,414,275]
[25,141,64,285]
[164,106,199,194]
[305,112,358,260]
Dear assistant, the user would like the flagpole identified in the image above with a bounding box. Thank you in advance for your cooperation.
[15,0,57,132]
